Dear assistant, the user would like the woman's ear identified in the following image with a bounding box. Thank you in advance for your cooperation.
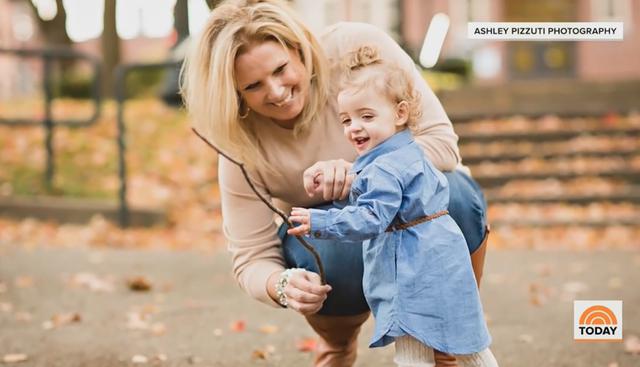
[395,101,409,127]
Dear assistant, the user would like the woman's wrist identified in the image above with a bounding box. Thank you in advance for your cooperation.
[267,268,307,307]
[266,270,284,305]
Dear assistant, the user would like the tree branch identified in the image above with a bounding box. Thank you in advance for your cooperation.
[191,128,326,284]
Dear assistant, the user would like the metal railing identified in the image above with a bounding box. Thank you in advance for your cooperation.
[0,48,102,190]
[114,61,182,227]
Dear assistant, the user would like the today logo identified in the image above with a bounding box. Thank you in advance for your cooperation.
[574,300,623,341]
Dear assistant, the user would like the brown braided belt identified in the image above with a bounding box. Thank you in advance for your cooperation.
[385,210,449,232]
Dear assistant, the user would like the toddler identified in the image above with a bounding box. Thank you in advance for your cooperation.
[288,46,499,367]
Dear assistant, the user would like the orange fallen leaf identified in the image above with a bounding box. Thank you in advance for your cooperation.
[43,313,81,329]
[230,320,246,332]
[296,337,318,353]
[14,276,33,288]
[258,324,279,334]
[251,349,268,360]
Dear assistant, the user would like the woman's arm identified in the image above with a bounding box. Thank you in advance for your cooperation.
[321,22,461,171]
[219,158,331,312]
[219,157,287,307]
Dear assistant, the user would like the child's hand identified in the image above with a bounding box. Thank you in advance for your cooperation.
[288,207,311,236]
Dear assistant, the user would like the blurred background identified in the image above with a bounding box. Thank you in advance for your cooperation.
[0,1,639,365]
[1,0,638,248]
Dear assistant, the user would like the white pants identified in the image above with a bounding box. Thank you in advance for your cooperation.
[394,335,499,367]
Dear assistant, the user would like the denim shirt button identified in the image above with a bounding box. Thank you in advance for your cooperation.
[313,231,322,238]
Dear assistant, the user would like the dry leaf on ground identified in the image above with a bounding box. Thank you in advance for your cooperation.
[69,272,115,292]
[14,276,33,288]
[2,354,28,363]
[251,349,268,360]
[127,276,152,292]
[258,324,279,334]
[230,320,246,332]
[296,337,318,353]
[43,312,81,330]
[131,354,148,364]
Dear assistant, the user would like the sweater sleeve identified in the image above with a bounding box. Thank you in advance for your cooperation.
[218,157,285,308]
[321,22,461,171]
[309,165,402,240]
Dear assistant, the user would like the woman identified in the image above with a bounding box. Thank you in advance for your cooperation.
[181,1,490,366]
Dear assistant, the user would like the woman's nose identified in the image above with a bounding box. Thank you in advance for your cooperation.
[266,80,286,101]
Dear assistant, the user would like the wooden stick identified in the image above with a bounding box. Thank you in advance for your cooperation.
[191,128,326,284]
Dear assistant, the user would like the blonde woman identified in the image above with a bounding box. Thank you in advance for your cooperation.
[181,1,490,366]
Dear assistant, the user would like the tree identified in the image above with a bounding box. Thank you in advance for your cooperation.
[173,0,189,46]
[22,0,71,47]
[101,0,120,97]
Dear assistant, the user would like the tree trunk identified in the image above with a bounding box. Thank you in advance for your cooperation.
[101,0,120,98]
[24,0,72,47]
[173,0,189,46]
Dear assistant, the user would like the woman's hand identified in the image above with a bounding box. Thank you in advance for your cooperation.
[288,207,311,236]
[285,270,332,315]
[303,159,354,201]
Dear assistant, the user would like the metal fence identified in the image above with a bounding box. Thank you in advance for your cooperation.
[0,48,102,191]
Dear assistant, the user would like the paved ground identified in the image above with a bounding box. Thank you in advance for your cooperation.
[0,245,639,367]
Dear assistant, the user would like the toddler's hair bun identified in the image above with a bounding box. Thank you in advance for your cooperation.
[343,45,381,71]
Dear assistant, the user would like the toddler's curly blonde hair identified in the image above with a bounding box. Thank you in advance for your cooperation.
[340,45,422,132]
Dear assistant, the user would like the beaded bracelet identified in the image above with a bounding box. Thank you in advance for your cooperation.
[275,268,306,307]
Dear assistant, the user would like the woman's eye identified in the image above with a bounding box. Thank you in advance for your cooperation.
[274,63,287,75]
[244,82,259,91]
[341,119,351,126]
[362,114,374,121]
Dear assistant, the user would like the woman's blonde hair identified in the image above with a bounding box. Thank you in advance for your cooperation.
[340,46,422,132]
[180,0,330,171]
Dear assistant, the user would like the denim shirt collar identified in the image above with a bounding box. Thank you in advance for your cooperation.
[351,129,414,174]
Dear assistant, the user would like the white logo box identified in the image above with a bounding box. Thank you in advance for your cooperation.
[574,300,623,341]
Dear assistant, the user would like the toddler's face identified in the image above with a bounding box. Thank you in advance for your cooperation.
[338,87,400,155]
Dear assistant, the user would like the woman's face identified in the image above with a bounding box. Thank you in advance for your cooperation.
[234,41,309,129]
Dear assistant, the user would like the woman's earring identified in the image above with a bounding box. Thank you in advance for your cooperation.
[238,100,250,119]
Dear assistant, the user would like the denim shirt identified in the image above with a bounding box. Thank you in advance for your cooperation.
[309,129,491,354]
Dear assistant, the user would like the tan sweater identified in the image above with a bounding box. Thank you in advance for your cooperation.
[218,22,461,307]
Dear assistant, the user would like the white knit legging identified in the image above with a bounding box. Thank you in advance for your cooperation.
[394,335,499,367]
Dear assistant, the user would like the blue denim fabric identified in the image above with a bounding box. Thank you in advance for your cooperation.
[443,170,488,253]
[304,130,490,354]
[279,202,369,316]
[280,140,487,323]
[279,170,488,317]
